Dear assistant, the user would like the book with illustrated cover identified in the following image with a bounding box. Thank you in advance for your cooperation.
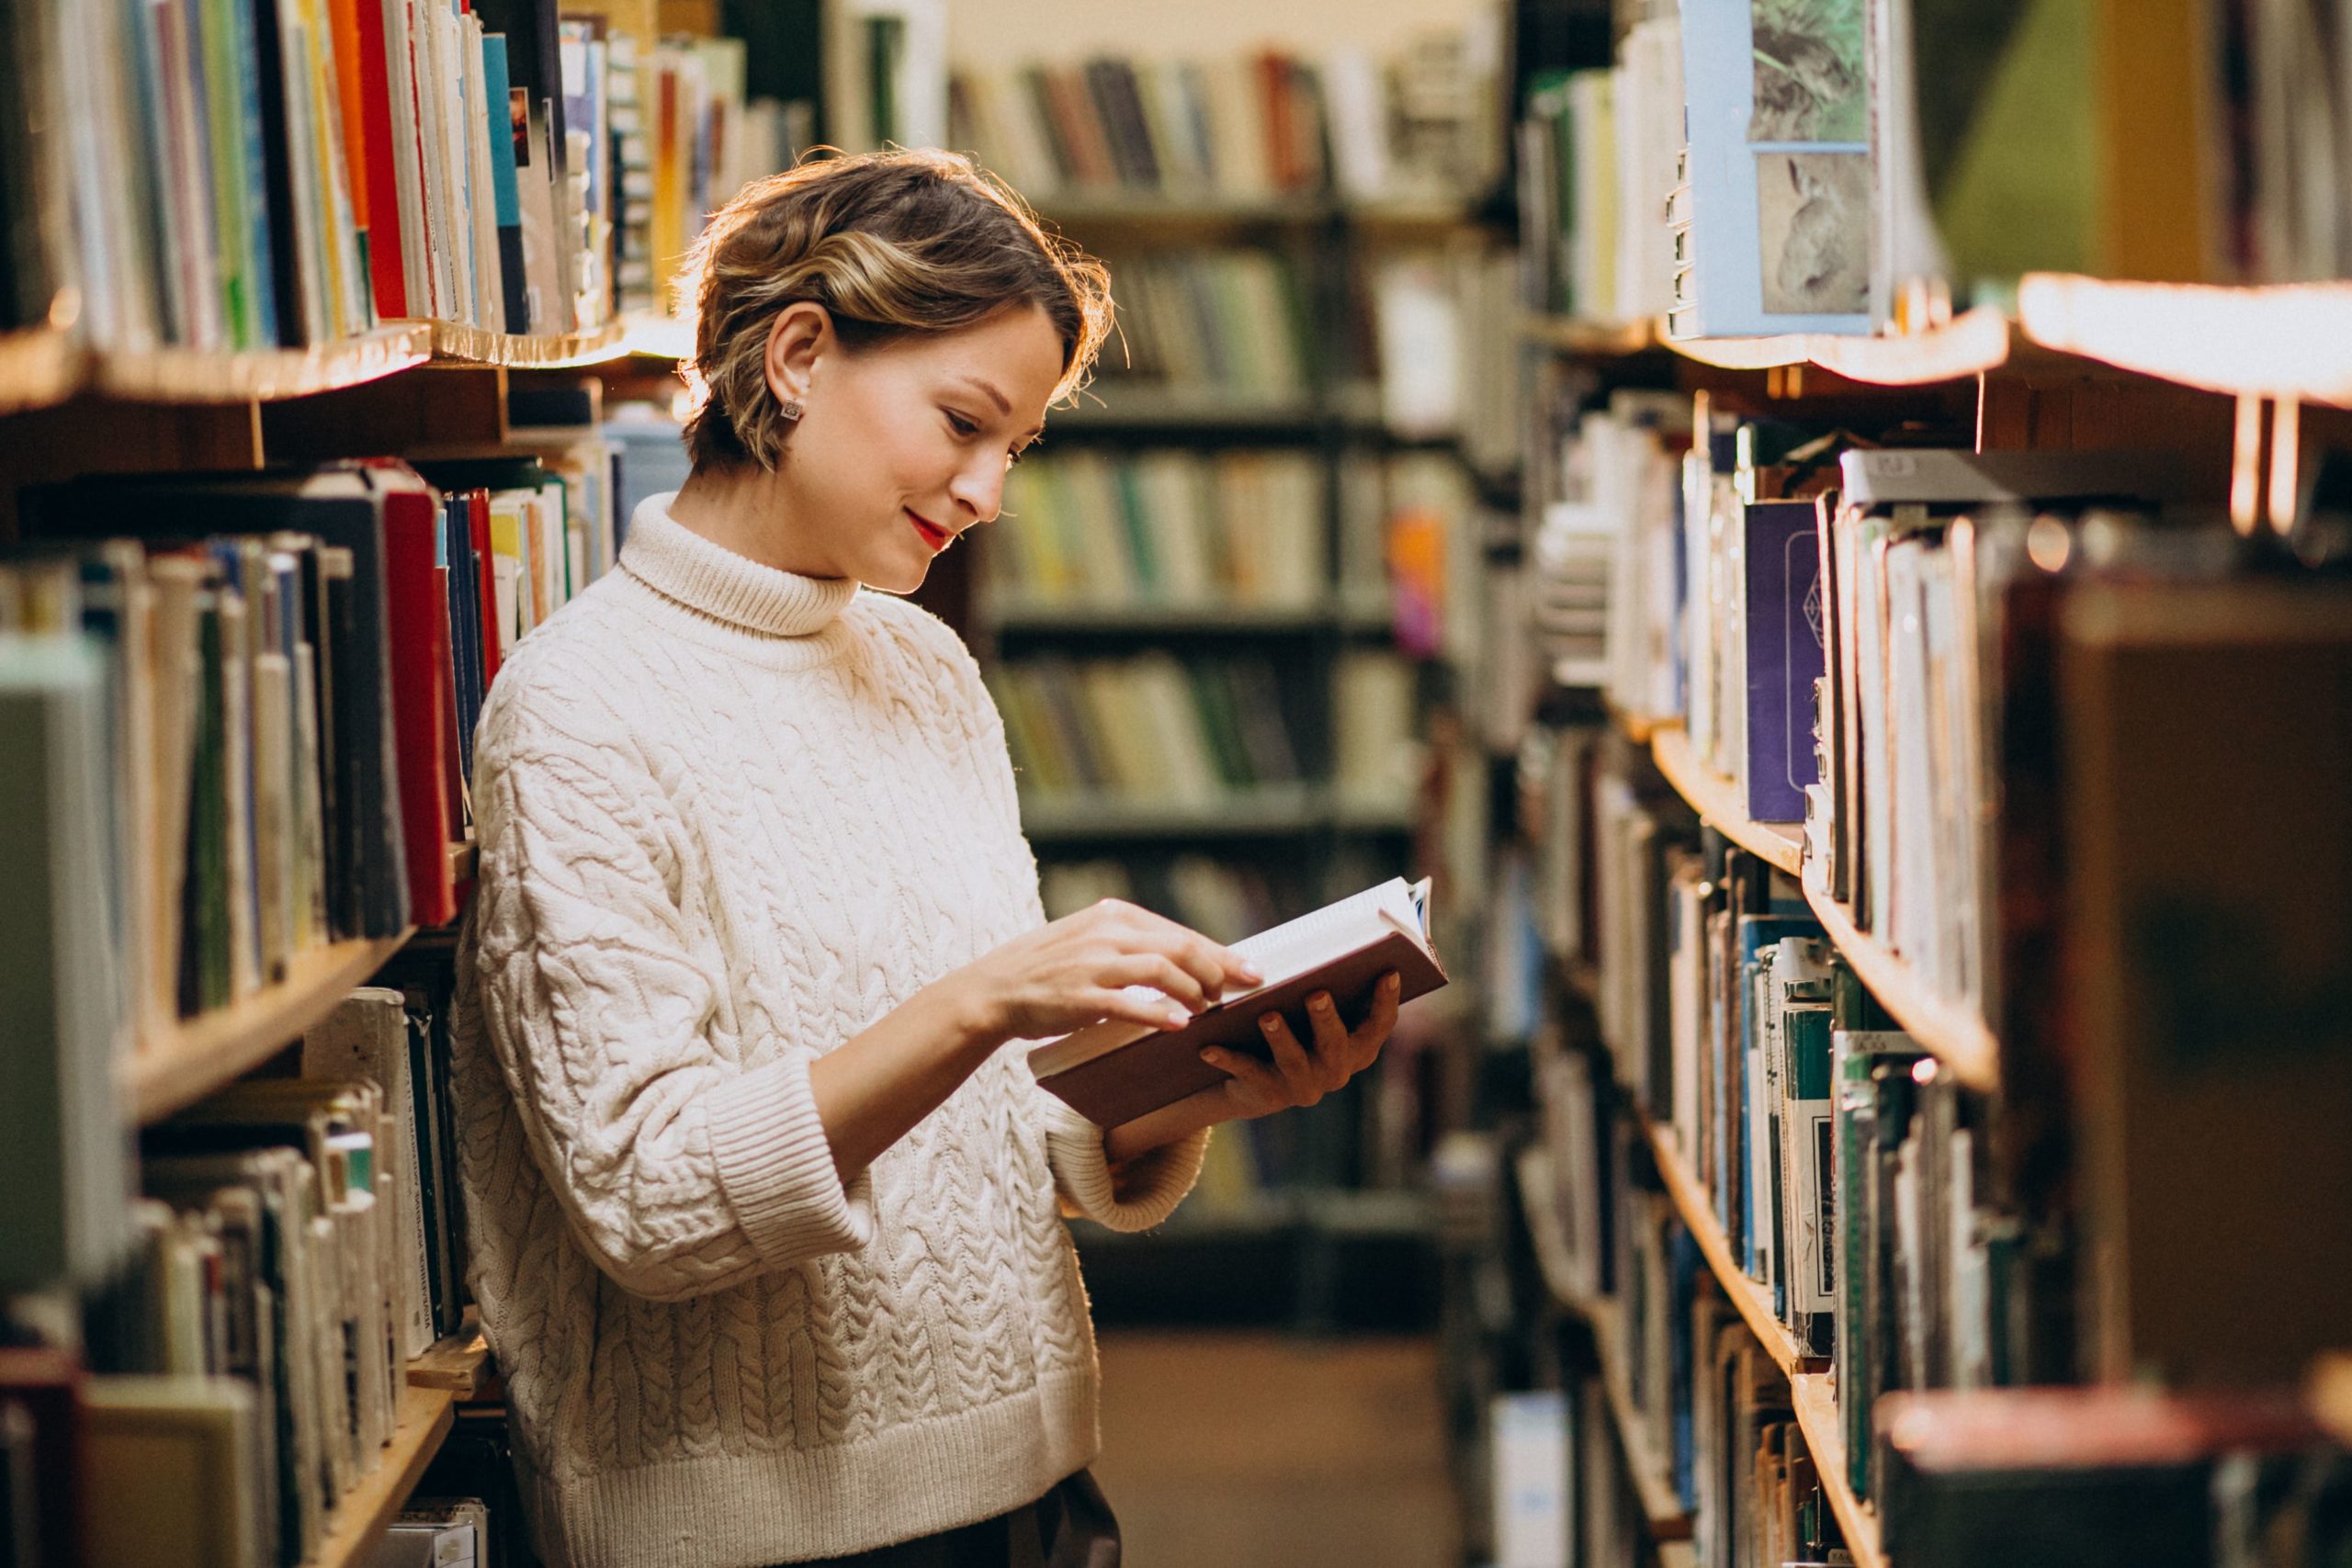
[1030,876,1447,1129]
[1675,0,1873,338]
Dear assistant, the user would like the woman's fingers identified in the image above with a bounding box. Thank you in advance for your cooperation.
[1346,972,1403,1069]
[1200,1044,1282,1098]
[1259,1010,1317,1091]
[1103,952,1209,1013]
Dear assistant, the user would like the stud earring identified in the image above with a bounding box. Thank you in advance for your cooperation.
[781,398,805,422]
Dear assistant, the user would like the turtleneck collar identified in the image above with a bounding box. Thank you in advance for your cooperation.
[618,491,861,638]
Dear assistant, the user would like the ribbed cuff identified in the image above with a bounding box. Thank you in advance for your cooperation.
[1043,1098,1206,1233]
[705,1050,874,1267]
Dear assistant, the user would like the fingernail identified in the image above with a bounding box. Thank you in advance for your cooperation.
[1311,994,1333,1014]
[1237,963,1264,986]
[1383,973,1401,994]
[1166,1010,1191,1030]
[1199,1048,1220,1064]
[1260,1014,1280,1034]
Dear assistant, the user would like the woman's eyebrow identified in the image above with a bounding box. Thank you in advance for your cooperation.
[952,375,1012,415]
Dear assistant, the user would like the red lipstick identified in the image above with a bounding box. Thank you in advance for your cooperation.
[908,510,952,552]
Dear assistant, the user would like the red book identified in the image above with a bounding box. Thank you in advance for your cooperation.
[355,0,408,315]
[467,491,502,690]
[380,479,458,927]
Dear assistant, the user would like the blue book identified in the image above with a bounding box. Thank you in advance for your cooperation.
[1743,499,1826,824]
[1732,913,1815,1271]
[482,35,531,335]
[1674,0,1872,337]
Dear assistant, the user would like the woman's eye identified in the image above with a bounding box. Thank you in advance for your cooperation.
[1007,447,1028,467]
[944,411,978,437]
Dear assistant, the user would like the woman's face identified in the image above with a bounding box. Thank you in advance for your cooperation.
[770,302,1064,594]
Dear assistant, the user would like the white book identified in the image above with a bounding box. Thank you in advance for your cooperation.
[384,0,430,316]
[1030,877,1447,1129]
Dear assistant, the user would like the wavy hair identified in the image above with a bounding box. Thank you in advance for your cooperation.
[675,147,1114,472]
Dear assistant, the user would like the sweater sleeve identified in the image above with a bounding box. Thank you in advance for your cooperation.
[467,705,873,1303]
[1041,1097,1210,1232]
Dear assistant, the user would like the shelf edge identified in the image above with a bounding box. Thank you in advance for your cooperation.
[1789,1371,1890,1568]
[1798,862,2001,1092]
[1648,724,1805,876]
[130,933,413,1123]
[302,1385,456,1568]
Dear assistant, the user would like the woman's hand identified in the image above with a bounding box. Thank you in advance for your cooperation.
[951,899,1262,1045]
[1198,970,1402,1121]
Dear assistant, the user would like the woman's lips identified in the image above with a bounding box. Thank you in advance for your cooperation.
[908,511,952,551]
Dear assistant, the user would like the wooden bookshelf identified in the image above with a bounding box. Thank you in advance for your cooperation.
[90,323,435,403]
[1634,1112,1819,1377]
[988,600,1356,635]
[1658,307,2013,389]
[303,1384,456,1568]
[1797,863,2001,1093]
[1647,723,1804,877]
[1514,1149,1696,1541]
[2017,275,2352,407]
[1788,1371,1889,1568]
[1020,784,1324,841]
[0,325,83,414]
[129,933,413,1123]
[409,318,629,370]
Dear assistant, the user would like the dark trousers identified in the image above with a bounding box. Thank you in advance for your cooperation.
[796,1471,1120,1568]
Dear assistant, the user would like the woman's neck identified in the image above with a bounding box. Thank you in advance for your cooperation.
[669,461,849,582]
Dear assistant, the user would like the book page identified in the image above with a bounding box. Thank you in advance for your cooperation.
[1223,876,1431,997]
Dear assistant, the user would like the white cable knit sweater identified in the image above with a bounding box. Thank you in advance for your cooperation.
[451,492,1205,1568]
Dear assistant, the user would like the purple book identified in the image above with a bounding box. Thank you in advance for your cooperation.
[1743,499,1826,822]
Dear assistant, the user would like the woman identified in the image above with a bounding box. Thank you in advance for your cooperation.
[451,148,1402,1568]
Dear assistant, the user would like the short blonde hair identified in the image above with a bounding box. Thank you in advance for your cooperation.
[676,148,1114,472]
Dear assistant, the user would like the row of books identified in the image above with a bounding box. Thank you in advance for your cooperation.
[947,32,1503,207]
[988,649,1419,810]
[1512,18,1683,329]
[988,449,1326,610]
[1521,1040,1855,1568]
[1091,251,1315,401]
[631,33,806,320]
[6,0,621,352]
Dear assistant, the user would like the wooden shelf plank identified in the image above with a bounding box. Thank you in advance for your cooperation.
[1636,1114,1819,1377]
[407,1327,494,1400]
[304,1384,455,1568]
[1661,307,2011,388]
[1805,307,2013,388]
[2017,274,2352,407]
[1514,1149,1695,1541]
[90,324,433,403]
[409,318,628,369]
[130,933,412,1123]
[1790,1372,1889,1568]
[0,325,84,414]
[1798,862,2001,1093]
[1648,724,1804,876]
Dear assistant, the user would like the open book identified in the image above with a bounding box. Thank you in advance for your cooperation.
[1029,877,1449,1128]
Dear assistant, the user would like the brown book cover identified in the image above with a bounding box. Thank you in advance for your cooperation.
[1032,878,1447,1128]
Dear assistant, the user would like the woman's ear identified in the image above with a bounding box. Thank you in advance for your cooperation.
[763,301,831,412]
